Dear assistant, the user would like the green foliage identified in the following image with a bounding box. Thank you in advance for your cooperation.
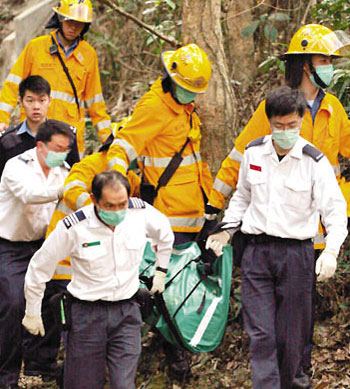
[330,58,350,112]
[240,12,290,43]
[311,0,350,30]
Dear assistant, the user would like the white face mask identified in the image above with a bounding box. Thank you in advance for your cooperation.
[271,127,300,150]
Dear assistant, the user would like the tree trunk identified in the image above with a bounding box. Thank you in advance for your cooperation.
[181,0,237,173]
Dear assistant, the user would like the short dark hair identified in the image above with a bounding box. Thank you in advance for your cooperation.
[36,119,74,145]
[265,86,306,119]
[92,170,131,202]
[19,75,51,99]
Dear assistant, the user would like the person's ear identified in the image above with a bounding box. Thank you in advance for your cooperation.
[90,193,97,206]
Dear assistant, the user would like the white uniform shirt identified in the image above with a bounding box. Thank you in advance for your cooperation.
[223,136,347,253]
[25,201,174,315]
[0,147,69,241]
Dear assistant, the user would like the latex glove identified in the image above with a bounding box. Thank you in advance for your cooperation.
[315,250,337,282]
[57,184,65,200]
[150,270,167,294]
[205,230,230,256]
[22,314,45,337]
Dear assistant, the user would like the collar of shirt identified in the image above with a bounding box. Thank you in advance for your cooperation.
[56,31,79,58]
[17,120,35,137]
[307,88,325,123]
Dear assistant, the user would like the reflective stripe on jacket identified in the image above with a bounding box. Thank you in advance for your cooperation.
[107,77,213,233]
[0,31,111,152]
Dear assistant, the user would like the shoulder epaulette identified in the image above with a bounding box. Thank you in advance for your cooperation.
[69,125,77,134]
[302,144,324,162]
[18,155,32,164]
[0,126,17,138]
[245,136,266,150]
[63,210,87,229]
[63,161,71,171]
[128,197,146,209]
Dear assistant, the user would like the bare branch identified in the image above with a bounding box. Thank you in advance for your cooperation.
[300,0,316,25]
[96,0,179,47]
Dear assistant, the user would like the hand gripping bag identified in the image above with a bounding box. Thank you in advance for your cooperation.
[139,241,233,353]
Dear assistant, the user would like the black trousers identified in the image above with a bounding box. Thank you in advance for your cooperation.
[241,235,314,389]
[0,238,67,385]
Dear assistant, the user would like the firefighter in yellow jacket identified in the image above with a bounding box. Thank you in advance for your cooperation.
[107,44,213,239]
[207,24,350,231]
[106,43,213,376]
[0,0,111,155]
[205,24,350,388]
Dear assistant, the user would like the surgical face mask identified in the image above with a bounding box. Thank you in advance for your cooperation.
[310,64,334,88]
[175,85,197,104]
[97,207,127,227]
[271,127,300,150]
[42,144,69,168]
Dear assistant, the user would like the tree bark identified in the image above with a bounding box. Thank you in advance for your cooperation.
[181,0,237,173]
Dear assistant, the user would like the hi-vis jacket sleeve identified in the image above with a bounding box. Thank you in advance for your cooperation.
[313,157,348,254]
[145,203,174,269]
[221,152,251,227]
[107,96,165,175]
[208,101,270,210]
[46,152,141,238]
[0,42,29,124]
[25,221,74,315]
[83,50,111,144]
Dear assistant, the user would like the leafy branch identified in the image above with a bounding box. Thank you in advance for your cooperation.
[96,0,179,47]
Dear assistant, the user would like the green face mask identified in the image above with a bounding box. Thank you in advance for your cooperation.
[42,144,69,168]
[310,64,334,88]
[271,127,300,150]
[97,207,127,226]
[175,85,197,104]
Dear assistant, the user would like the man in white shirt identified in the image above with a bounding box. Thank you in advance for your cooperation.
[0,119,72,388]
[23,170,174,389]
[206,86,348,389]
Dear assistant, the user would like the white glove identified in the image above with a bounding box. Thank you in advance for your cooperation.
[150,270,167,294]
[315,250,337,282]
[57,184,65,200]
[205,230,231,256]
[22,314,45,337]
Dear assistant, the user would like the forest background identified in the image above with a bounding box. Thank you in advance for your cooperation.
[0,0,350,388]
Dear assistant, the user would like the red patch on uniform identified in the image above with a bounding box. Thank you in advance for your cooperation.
[250,164,262,172]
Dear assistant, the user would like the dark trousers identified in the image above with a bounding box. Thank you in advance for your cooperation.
[0,238,67,385]
[64,298,142,389]
[241,236,314,389]
[0,238,43,385]
[299,250,320,372]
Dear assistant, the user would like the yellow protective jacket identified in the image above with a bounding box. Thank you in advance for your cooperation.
[209,92,350,248]
[0,31,111,153]
[47,150,141,280]
[107,77,213,233]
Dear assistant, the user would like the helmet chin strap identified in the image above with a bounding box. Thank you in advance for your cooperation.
[307,57,327,89]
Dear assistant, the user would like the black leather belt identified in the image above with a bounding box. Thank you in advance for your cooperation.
[249,233,312,245]
[70,293,137,306]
